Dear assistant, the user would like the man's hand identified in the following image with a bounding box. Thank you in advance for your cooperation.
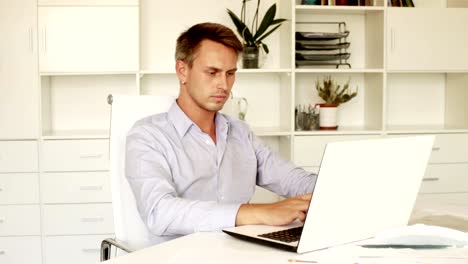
[235,193,312,226]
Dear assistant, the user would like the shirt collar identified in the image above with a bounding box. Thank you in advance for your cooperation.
[167,101,195,138]
[167,101,231,138]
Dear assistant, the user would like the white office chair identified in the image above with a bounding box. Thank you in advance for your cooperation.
[100,94,175,261]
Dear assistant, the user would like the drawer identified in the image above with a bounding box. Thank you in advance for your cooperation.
[0,173,39,204]
[0,141,38,172]
[0,236,42,264]
[293,135,380,166]
[0,205,41,236]
[429,134,468,163]
[45,234,111,264]
[410,193,468,232]
[42,172,111,203]
[42,139,109,171]
[420,164,468,194]
[43,204,114,235]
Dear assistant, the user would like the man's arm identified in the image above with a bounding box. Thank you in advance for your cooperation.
[250,131,317,198]
[235,193,312,226]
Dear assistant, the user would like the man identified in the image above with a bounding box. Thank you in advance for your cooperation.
[126,22,317,245]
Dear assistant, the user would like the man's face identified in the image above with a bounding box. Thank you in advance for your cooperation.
[177,39,238,113]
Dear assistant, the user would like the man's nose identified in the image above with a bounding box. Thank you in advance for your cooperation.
[217,75,228,91]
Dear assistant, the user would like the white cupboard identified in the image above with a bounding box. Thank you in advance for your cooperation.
[387,8,468,71]
[38,6,139,73]
[0,0,39,139]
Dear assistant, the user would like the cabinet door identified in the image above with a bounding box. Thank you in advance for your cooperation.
[38,6,138,72]
[387,9,468,71]
[0,0,39,139]
[0,237,42,264]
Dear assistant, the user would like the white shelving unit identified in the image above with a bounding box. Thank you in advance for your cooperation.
[1,0,468,263]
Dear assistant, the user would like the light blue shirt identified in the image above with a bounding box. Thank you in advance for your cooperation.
[126,102,316,245]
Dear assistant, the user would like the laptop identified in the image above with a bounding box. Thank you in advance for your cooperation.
[223,136,435,253]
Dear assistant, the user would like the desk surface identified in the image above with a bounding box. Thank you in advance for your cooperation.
[103,232,468,264]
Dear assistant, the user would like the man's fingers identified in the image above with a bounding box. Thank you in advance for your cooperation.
[297,211,306,223]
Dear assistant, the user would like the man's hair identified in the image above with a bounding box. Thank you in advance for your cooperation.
[175,22,243,67]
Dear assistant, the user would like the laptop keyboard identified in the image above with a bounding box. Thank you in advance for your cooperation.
[258,226,303,243]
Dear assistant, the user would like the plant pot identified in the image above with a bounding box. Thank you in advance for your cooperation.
[318,103,338,130]
[242,46,260,69]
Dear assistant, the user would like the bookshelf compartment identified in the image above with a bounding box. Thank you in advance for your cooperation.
[386,73,468,132]
[41,75,137,138]
[295,72,383,132]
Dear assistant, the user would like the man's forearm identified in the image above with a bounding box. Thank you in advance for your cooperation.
[235,193,312,227]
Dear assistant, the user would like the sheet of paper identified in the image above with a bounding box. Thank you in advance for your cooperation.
[290,244,468,264]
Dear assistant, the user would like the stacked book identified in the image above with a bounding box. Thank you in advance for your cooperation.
[295,23,351,68]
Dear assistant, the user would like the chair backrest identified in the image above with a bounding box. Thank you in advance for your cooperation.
[108,94,175,250]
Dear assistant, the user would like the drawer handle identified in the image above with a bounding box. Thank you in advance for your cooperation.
[82,248,100,253]
[0,187,3,192]
[0,217,5,223]
[0,250,5,255]
[423,177,440,182]
[79,185,103,191]
[79,154,103,159]
[80,217,104,223]
[432,147,440,151]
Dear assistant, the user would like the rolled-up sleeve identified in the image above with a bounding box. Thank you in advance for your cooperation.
[126,126,241,237]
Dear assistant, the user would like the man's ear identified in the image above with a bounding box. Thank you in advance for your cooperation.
[176,60,188,84]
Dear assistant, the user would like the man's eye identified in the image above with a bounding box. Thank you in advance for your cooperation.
[227,72,235,76]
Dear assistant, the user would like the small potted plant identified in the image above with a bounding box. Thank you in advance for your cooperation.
[227,0,287,68]
[316,76,358,130]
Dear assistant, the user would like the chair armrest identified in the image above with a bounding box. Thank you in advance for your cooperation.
[100,238,133,261]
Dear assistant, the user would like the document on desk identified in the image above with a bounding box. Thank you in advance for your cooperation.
[289,245,468,264]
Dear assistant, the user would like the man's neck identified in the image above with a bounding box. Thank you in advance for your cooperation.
[176,98,217,143]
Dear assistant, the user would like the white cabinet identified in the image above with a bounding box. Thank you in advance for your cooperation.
[0,141,38,173]
[38,6,139,73]
[41,139,109,172]
[43,204,114,235]
[387,8,468,71]
[0,205,41,236]
[0,0,39,139]
[0,237,42,264]
[41,172,111,203]
[44,235,111,264]
[0,173,39,205]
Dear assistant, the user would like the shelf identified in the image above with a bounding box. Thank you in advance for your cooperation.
[294,126,382,135]
[140,70,175,75]
[387,69,468,74]
[294,68,384,73]
[295,5,384,15]
[40,71,138,76]
[38,0,139,6]
[236,69,293,74]
[251,127,292,136]
[42,130,109,140]
[385,125,468,134]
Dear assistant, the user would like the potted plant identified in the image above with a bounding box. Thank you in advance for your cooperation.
[227,0,287,68]
[315,76,358,130]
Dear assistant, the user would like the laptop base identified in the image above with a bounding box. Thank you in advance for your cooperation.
[223,229,298,252]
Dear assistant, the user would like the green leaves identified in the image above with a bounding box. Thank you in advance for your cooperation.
[315,76,358,105]
[227,1,286,53]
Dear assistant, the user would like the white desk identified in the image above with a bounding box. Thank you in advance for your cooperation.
[102,232,468,264]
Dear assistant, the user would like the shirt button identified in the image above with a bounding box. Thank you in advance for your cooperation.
[205,140,210,145]
[220,196,225,200]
